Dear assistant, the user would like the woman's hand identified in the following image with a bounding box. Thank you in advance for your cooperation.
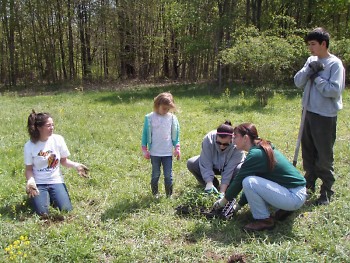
[26,177,39,198]
[75,164,89,178]
[204,181,218,194]
[212,197,228,210]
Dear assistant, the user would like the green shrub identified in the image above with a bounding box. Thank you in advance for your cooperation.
[331,38,350,81]
[220,32,305,85]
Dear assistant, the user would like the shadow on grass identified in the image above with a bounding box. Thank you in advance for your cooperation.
[94,83,217,104]
[178,202,317,247]
[0,197,72,222]
[203,100,276,114]
[100,195,160,221]
[93,83,301,104]
[0,199,33,221]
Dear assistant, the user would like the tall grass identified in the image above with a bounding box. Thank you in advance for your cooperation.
[0,83,349,262]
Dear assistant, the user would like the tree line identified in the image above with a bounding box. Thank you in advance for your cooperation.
[1,0,349,87]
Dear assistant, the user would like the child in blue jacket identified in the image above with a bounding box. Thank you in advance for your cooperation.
[141,92,180,197]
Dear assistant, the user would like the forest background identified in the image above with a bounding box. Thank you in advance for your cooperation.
[1,0,350,90]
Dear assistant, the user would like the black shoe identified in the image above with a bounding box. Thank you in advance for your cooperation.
[315,195,330,206]
[274,209,293,221]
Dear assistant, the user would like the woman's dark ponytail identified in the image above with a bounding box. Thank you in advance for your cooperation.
[27,110,51,143]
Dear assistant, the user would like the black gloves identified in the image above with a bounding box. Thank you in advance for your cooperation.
[308,61,325,82]
[309,61,325,74]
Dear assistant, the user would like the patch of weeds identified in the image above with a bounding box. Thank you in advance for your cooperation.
[221,87,231,103]
[175,189,219,217]
[255,85,274,107]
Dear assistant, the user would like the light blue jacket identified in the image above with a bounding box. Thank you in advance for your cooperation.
[294,54,345,117]
[141,112,180,150]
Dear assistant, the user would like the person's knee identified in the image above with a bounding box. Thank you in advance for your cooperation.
[54,198,73,212]
[61,204,73,212]
[186,159,191,170]
[242,176,258,190]
[187,156,198,173]
[31,195,49,215]
[186,157,195,170]
[34,206,49,216]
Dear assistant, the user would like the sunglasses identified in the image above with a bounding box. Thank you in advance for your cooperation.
[215,141,231,147]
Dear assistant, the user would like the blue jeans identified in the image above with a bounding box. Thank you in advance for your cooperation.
[242,176,307,219]
[150,156,173,186]
[31,183,73,215]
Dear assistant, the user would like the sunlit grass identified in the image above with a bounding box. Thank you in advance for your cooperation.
[0,83,349,262]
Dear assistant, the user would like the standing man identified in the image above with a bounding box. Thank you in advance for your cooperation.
[294,27,345,205]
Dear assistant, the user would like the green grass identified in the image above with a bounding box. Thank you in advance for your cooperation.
[1,83,349,262]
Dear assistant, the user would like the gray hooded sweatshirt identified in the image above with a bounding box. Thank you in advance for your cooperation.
[199,130,245,185]
[294,54,345,117]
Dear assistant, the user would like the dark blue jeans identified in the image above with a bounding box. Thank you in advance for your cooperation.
[302,111,337,196]
[150,156,173,187]
[31,183,73,215]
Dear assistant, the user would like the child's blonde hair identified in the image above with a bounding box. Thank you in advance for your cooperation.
[153,92,176,113]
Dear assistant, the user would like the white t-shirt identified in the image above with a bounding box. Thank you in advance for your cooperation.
[24,134,70,184]
[150,113,173,156]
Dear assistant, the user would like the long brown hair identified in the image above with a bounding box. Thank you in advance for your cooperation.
[27,110,52,143]
[234,123,276,171]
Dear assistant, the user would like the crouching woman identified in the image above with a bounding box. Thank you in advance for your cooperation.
[213,123,307,231]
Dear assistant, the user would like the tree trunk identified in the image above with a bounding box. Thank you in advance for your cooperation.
[4,0,17,86]
[78,2,92,80]
[171,30,179,79]
[246,0,251,26]
[56,0,67,80]
[67,0,75,79]
[306,0,313,26]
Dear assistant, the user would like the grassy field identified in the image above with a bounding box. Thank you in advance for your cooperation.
[0,83,349,262]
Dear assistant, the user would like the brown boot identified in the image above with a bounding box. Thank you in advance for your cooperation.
[274,209,293,221]
[243,217,275,231]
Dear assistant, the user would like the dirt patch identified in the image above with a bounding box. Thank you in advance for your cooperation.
[227,253,248,263]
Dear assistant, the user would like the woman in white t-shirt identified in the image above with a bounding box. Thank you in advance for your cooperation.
[24,110,88,217]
